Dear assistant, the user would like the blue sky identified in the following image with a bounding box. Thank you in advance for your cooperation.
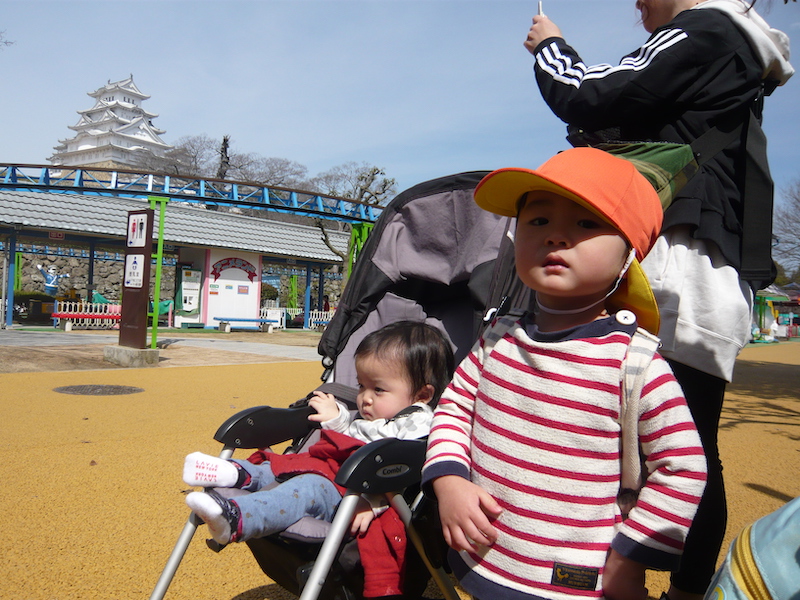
[2,0,798,203]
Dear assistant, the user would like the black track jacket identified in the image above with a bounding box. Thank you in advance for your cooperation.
[533,7,778,271]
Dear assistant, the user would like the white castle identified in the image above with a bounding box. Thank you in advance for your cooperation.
[49,75,172,169]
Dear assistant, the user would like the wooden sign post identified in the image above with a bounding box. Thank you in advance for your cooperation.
[119,209,154,349]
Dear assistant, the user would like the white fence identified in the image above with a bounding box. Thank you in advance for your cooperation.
[52,300,122,329]
[263,307,334,329]
[308,310,335,328]
[51,301,334,331]
[259,306,287,329]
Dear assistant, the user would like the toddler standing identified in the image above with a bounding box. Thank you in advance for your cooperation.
[423,148,707,600]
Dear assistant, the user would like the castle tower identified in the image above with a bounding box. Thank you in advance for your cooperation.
[49,75,172,169]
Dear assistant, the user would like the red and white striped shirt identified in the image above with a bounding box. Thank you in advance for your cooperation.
[423,315,706,600]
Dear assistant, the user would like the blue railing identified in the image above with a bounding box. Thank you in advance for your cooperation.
[0,163,382,223]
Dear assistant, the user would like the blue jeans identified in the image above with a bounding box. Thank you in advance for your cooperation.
[231,459,342,542]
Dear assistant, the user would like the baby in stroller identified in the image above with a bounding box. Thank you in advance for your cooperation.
[182,320,455,546]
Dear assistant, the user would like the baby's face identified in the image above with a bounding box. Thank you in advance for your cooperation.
[354,355,416,421]
[515,192,629,310]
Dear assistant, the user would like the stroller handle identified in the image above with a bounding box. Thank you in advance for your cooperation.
[335,437,427,493]
[213,405,316,449]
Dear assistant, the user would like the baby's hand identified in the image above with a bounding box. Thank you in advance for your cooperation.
[307,391,341,423]
[350,496,375,536]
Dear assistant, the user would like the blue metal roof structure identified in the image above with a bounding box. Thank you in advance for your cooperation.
[1,163,383,223]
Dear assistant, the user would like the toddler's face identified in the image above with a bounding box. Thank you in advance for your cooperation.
[355,354,417,421]
[515,192,629,310]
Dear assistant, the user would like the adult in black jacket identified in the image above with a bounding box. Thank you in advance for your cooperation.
[525,2,793,600]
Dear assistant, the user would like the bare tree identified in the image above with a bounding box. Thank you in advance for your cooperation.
[133,135,396,206]
[0,31,13,49]
[314,218,347,262]
[772,179,800,276]
[132,145,198,175]
[131,134,219,176]
[308,161,397,206]
[145,134,309,188]
[175,134,221,175]
[216,135,231,180]
[227,154,309,188]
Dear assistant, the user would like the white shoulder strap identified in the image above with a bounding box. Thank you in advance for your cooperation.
[619,328,661,492]
[481,314,520,356]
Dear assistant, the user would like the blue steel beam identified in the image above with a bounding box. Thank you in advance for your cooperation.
[0,164,382,223]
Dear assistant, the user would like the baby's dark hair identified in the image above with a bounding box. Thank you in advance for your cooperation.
[354,321,455,404]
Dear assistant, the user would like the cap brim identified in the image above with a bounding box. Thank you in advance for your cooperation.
[606,259,660,335]
[474,168,591,218]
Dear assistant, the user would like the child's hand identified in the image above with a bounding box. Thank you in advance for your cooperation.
[307,391,341,423]
[432,475,503,552]
[602,549,648,600]
[350,496,375,536]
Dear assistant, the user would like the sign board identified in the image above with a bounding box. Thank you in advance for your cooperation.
[120,209,154,349]
[124,255,145,288]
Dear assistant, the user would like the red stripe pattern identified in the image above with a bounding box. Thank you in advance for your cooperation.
[423,317,706,600]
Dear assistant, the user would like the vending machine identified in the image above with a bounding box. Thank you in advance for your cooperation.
[175,268,202,328]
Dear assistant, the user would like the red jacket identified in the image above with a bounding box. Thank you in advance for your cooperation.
[248,430,407,597]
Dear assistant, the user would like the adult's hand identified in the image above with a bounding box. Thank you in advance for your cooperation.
[524,15,563,55]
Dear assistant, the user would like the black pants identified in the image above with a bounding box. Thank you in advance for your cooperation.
[666,359,727,594]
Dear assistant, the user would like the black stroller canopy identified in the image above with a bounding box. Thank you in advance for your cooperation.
[319,170,517,387]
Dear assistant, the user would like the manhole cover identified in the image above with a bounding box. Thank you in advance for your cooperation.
[53,385,145,396]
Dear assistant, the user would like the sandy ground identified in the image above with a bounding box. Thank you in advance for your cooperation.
[0,329,798,600]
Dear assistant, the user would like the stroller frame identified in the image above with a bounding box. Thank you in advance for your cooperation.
[149,403,460,600]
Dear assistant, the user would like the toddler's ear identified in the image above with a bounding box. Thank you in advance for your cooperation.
[415,384,436,404]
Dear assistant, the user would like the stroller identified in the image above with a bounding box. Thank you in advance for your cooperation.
[150,170,529,600]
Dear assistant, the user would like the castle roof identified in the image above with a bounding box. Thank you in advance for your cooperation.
[77,101,159,120]
[89,75,149,101]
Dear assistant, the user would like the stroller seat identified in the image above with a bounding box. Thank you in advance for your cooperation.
[150,384,458,600]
